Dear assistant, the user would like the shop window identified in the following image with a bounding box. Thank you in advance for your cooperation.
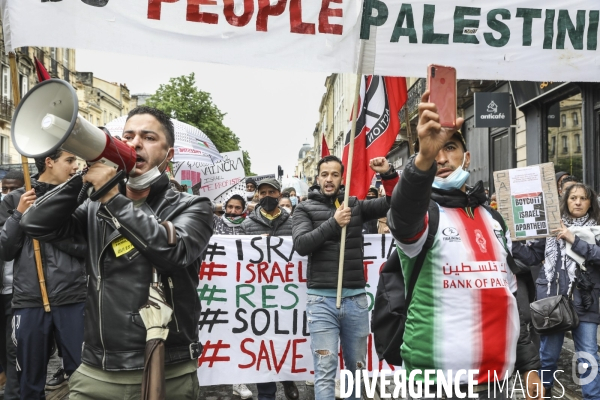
[546,93,583,181]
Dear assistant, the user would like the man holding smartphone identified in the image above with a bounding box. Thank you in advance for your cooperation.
[386,91,542,399]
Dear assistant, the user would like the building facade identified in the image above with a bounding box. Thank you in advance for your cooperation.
[76,72,132,128]
[296,73,355,182]
[299,76,600,198]
[0,41,77,175]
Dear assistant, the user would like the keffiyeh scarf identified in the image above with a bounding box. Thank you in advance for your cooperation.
[544,214,596,294]
[221,214,245,228]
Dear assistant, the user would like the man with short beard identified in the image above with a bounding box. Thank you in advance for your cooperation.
[20,106,213,399]
[387,91,541,399]
[0,150,86,399]
[291,155,398,400]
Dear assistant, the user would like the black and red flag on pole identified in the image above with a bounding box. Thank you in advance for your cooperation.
[34,57,50,82]
[321,133,330,158]
[342,76,407,199]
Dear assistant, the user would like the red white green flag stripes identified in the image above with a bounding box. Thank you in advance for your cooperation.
[397,206,520,384]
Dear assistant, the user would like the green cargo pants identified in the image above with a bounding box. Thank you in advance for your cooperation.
[68,369,200,400]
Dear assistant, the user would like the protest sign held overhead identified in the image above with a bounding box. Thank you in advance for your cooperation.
[2,1,600,81]
[173,150,245,199]
[493,163,561,240]
[210,173,276,203]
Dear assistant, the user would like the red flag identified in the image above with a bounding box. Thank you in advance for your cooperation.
[321,134,330,158]
[342,76,407,199]
[34,57,51,82]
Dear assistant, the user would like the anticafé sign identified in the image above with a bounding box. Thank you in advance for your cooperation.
[3,1,600,82]
[474,92,510,128]
[196,234,398,384]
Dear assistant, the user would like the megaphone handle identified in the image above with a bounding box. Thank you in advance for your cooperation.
[78,183,92,204]
[89,170,125,202]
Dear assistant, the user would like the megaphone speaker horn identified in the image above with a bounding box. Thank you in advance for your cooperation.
[11,79,136,173]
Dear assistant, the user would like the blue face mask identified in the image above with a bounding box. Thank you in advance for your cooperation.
[432,155,470,190]
[290,196,298,206]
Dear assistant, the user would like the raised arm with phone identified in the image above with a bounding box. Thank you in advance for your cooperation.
[385,70,542,399]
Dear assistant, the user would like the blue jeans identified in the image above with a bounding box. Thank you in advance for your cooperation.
[306,294,369,400]
[539,322,600,399]
[256,382,276,400]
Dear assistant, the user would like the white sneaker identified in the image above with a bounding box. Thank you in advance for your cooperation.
[233,383,253,399]
[335,379,342,399]
[305,380,314,386]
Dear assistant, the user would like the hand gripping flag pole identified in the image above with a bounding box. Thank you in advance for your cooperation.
[9,52,51,312]
[336,40,365,309]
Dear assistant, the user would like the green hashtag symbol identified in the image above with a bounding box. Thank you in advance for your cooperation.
[197,284,227,305]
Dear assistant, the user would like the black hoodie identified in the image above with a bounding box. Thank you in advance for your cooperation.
[0,179,87,308]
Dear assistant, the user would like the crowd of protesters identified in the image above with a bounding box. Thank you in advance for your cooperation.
[0,101,598,400]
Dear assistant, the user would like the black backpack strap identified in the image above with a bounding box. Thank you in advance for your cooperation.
[482,205,520,275]
[404,200,439,307]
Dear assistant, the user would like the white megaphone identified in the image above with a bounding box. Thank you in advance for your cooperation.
[11,79,136,173]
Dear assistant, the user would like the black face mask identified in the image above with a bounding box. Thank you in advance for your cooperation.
[259,196,279,212]
[366,196,377,200]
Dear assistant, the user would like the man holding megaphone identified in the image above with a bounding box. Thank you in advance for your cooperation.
[20,106,214,399]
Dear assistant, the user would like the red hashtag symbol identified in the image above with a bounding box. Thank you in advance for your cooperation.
[199,262,228,280]
[198,340,230,367]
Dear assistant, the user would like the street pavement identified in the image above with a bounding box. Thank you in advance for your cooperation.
[0,338,587,399]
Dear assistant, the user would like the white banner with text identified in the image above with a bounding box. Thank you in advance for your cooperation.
[3,1,600,81]
[196,234,398,384]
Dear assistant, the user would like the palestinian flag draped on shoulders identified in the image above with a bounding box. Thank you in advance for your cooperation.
[342,76,407,199]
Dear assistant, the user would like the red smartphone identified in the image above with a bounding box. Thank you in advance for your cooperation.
[427,64,457,128]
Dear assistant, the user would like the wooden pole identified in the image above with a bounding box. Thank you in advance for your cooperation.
[405,107,414,156]
[9,52,51,312]
[336,41,365,309]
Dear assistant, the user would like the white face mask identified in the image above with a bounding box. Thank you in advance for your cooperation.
[432,154,470,190]
[245,191,255,201]
[282,206,292,214]
[127,152,170,191]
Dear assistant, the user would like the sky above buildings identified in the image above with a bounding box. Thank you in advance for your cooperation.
[77,50,328,178]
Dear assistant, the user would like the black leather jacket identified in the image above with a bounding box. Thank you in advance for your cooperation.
[20,173,214,371]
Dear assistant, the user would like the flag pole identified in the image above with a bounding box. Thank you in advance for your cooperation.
[9,52,51,312]
[336,40,365,309]
[405,107,414,155]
